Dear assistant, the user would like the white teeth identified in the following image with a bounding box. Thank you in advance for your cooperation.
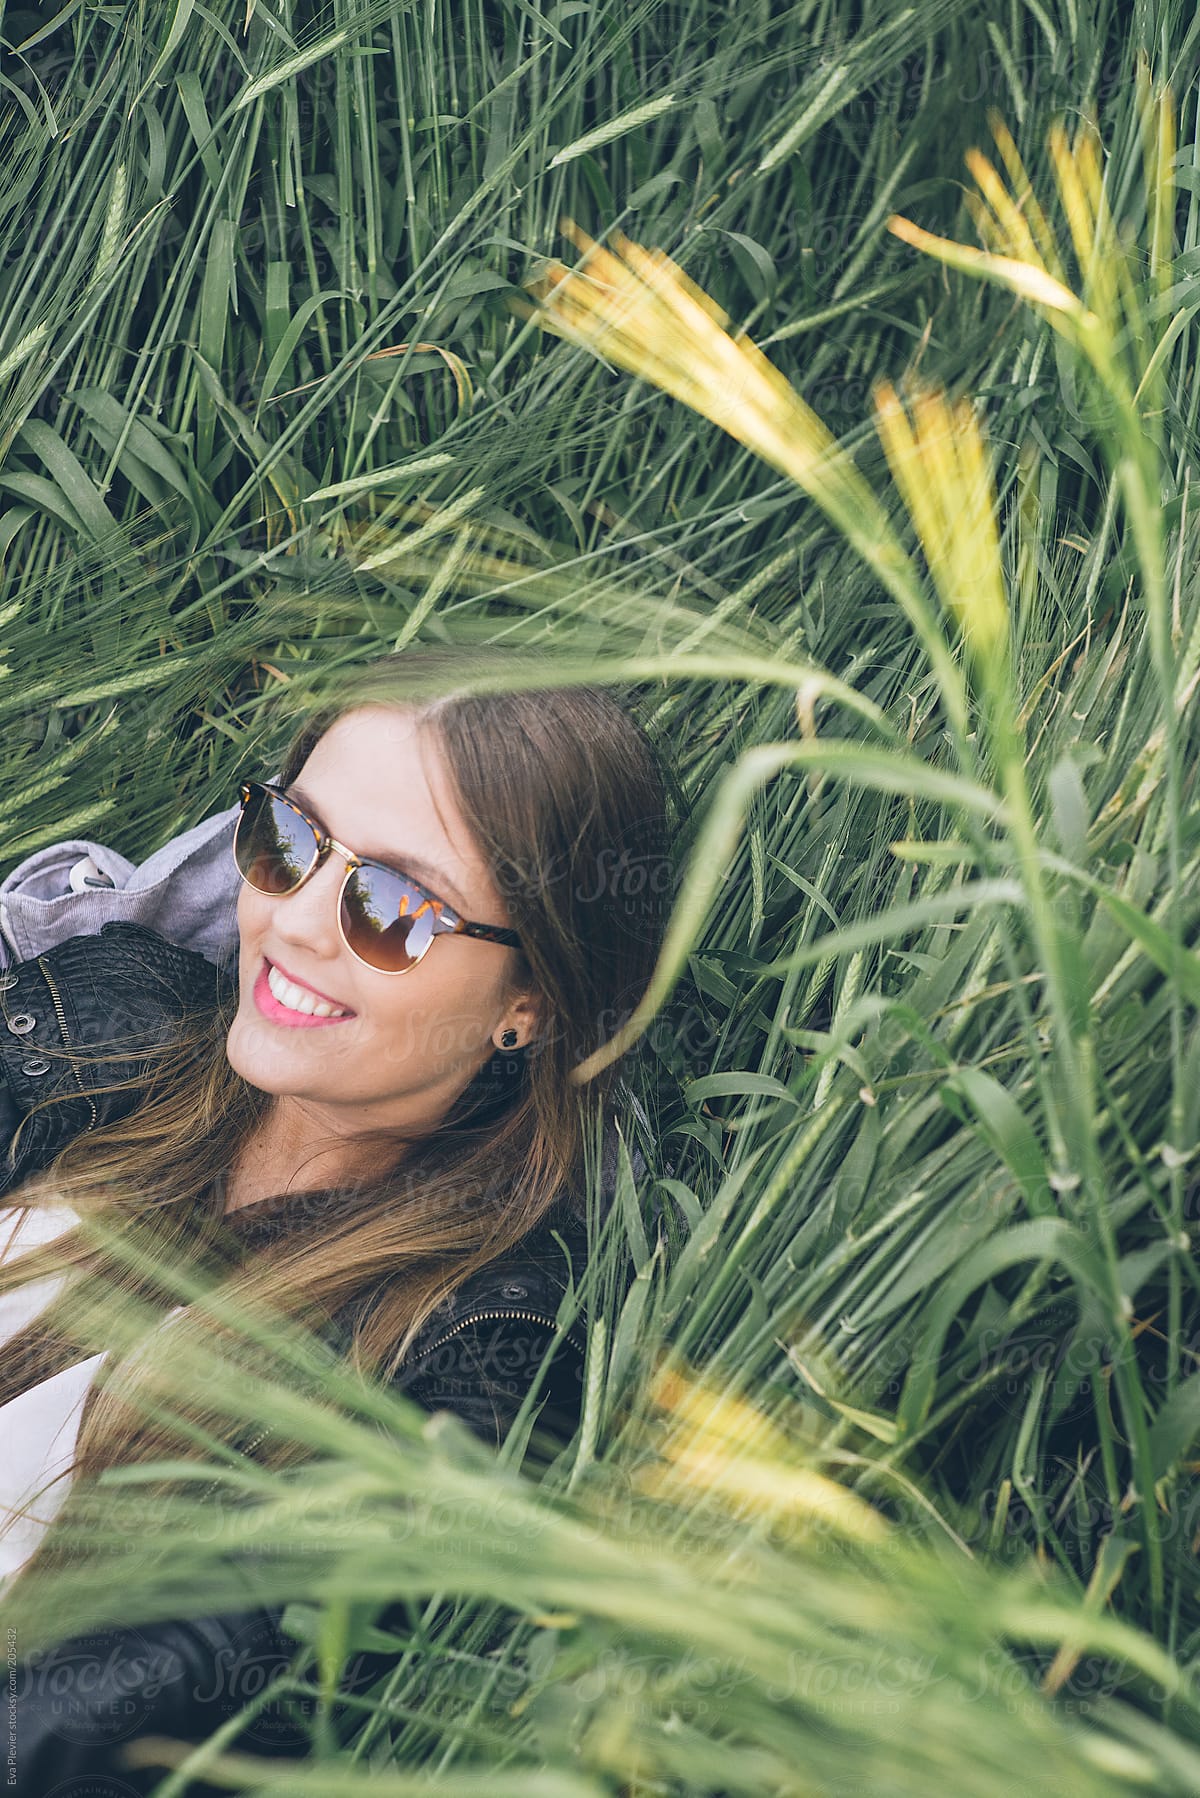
[266,962,348,1018]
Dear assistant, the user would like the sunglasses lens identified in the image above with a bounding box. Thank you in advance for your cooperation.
[341,867,437,973]
[235,786,317,895]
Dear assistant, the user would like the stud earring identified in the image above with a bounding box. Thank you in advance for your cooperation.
[500,1027,519,1050]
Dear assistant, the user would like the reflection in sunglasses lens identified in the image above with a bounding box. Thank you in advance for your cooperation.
[239,790,315,895]
[342,868,436,972]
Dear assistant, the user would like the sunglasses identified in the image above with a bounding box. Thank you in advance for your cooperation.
[233,781,523,975]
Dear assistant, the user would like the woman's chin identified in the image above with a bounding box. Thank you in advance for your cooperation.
[223,1012,299,1093]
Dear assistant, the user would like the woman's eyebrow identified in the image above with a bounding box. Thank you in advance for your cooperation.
[284,783,468,908]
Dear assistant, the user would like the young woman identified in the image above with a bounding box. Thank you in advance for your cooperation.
[0,646,672,1793]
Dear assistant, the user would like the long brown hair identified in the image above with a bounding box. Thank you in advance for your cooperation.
[0,646,673,1583]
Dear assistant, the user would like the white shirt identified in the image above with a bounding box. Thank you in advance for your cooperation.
[0,1203,107,1589]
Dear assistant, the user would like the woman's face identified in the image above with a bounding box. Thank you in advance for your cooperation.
[225,705,540,1137]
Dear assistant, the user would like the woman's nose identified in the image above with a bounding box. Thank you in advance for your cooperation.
[270,852,348,955]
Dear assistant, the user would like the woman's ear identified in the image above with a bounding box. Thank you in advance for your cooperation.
[496,986,544,1052]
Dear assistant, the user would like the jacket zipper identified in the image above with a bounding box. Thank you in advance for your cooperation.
[192,1306,586,1503]
[36,956,98,1131]
[418,1305,587,1359]
[194,1424,272,1508]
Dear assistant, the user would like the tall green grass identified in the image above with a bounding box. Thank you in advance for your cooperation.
[6,0,1200,1788]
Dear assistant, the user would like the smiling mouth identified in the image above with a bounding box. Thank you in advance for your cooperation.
[254,957,356,1024]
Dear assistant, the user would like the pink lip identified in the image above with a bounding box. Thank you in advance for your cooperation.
[253,959,355,1029]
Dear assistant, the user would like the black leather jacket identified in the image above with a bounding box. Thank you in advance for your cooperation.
[1,922,638,1795]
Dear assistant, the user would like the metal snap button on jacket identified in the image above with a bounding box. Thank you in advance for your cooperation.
[500,1281,529,1300]
[20,1058,50,1076]
[6,1013,36,1035]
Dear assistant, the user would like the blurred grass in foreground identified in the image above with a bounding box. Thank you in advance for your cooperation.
[7,1248,1200,1796]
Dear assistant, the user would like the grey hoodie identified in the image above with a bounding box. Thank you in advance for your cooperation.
[0,802,242,972]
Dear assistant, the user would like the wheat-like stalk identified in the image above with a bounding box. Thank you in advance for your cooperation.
[518,220,972,760]
[873,381,1008,667]
[520,221,887,548]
